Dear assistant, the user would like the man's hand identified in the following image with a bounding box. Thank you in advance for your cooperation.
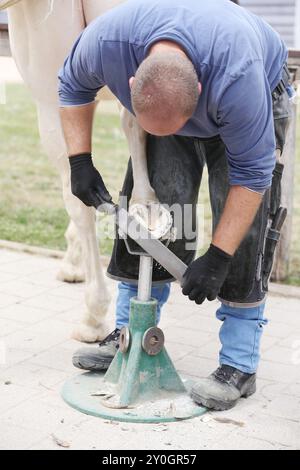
[69,153,112,209]
[182,244,233,304]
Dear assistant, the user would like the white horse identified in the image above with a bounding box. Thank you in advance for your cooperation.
[0,0,162,342]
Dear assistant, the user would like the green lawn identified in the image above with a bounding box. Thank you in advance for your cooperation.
[0,83,299,284]
[0,84,128,255]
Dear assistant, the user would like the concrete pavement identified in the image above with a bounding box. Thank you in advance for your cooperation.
[0,248,300,450]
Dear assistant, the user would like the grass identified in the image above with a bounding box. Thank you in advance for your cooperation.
[0,84,128,253]
[0,83,299,284]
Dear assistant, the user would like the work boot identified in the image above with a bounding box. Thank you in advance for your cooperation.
[190,365,256,411]
[72,328,120,371]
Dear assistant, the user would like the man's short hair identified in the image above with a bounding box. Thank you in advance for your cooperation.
[131,51,199,121]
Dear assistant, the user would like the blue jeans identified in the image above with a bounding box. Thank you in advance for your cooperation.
[115,281,267,374]
[115,281,171,329]
[216,302,268,374]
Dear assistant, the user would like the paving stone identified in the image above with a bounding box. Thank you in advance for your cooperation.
[0,280,50,299]
[260,395,300,421]
[4,319,71,352]
[0,250,29,265]
[28,437,72,450]
[0,293,22,308]
[254,379,288,403]
[167,293,219,319]
[0,347,36,369]
[54,308,83,325]
[163,325,213,348]
[210,395,264,424]
[0,258,52,275]
[0,423,46,450]
[236,413,300,448]
[36,414,235,451]
[58,338,83,351]
[49,284,85,301]
[258,359,300,384]
[1,396,85,434]
[0,303,54,325]
[161,302,196,322]
[0,362,67,390]
[260,335,280,352]
[191,339,221,359]
[268,292,300,317]
[264,321,296,339]
[30,347,76,373]
[210,433,290,450]
[263,345,296,365]
[24,269,64,289]
[164,340,197,362]
[279,332,300,349]
[21,293,83,313]
[0,271,20,283]
[268,308,300,328]
[0,381,39,414]
[0,318,27,337]
[283,383,300,397]
[175,313,220,334]
[175,355,218,378]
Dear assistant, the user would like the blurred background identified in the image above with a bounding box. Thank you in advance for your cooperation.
[0,1,299,285]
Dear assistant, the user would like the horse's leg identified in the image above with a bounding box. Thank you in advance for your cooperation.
[121,108,172,235]
[36,101,111,342]
[120,108,157,205]
[7,0,86,283]
[8,0,111,341]
[56,220,85,283]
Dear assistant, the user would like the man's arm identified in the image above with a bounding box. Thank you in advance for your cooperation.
[181,186,262,305]
[60,103,96,155]
[181,185,265,306]
[57,25,113,209]
[182,61,274,305]
[60,103,113,209]
[212,186,262,255]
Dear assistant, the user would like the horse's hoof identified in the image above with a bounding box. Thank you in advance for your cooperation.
[71,323,110,343]
[56,263,85,283]
[129,201,173,239]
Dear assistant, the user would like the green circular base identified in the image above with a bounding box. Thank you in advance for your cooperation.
[61,371,207,423]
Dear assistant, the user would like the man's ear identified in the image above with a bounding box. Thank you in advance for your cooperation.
[198,82,202,95]
[129,76,135,89]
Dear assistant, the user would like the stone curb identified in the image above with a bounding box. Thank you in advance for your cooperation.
[0,239,111,266]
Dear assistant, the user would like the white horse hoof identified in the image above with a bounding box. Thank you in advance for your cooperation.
[56,263,85,283]
[71,322,110,343]
[129,201,173,239]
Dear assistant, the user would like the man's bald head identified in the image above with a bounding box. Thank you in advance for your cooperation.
[130,51,200,135]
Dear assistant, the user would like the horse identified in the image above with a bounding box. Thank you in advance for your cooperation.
[0,0,162,342]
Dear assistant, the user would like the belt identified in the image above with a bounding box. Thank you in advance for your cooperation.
[272,63,290,100]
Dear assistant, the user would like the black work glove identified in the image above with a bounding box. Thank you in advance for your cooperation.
[182,244,233,305]
[69,153,112,209]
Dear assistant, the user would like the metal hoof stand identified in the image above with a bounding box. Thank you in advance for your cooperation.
[62,208,206,423]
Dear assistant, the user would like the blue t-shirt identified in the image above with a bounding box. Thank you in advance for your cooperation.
[58,0,288,191]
